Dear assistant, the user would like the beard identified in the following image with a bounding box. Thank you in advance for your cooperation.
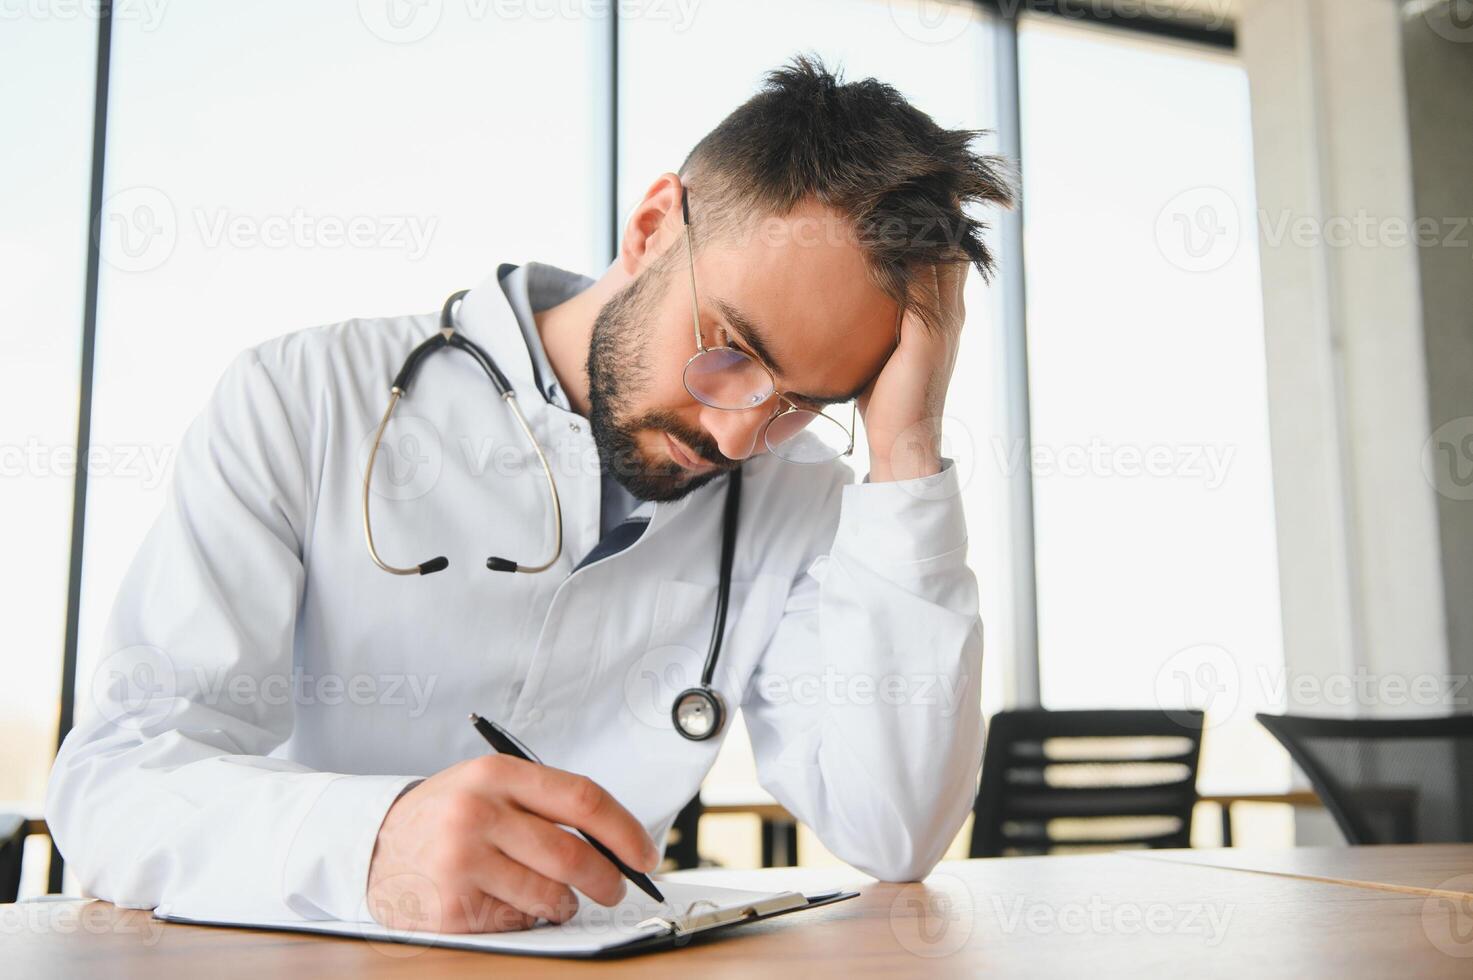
[585,263,736,502]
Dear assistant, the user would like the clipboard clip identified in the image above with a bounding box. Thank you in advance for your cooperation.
[637,900,759,937]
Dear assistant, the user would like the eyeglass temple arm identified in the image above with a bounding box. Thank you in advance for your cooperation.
[681,186,704,353]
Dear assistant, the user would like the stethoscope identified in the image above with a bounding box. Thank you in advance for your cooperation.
[362,289,741,741]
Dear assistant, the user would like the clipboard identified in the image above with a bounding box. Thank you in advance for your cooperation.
[154,880,861,959]
[595,888,859,958]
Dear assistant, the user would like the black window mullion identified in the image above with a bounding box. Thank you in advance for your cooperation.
[50,0,113,894]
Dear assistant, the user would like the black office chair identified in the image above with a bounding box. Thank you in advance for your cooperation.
[970,708,1204,857]
[1256,712,1473,844]
[1,814,26,903]
[664,795,705,871]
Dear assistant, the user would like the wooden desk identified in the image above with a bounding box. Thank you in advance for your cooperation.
[1138,843,1473,898]
[10,849,1473,977]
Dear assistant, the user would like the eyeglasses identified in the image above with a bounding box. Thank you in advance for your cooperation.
[678,187,858,465]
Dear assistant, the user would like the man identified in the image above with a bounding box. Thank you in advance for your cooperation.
[47,55,1012,933]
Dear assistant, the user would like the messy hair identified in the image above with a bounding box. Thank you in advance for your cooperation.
[677,53,1015,338]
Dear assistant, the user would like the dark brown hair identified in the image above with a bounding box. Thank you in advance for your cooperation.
[677,53,1015,338]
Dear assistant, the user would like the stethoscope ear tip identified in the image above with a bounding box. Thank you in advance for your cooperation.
[419,557,449,575]
[486,556,519,573]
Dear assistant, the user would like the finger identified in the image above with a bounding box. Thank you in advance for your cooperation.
[378,856,537,934]
[902,265,945,339]
[493,807,628,907]
[485,902,539,933]
[415,823,543,932]
[935,258,963,305]
[445,891,539,934]
[471,846,582,924]
[497,760,660,874]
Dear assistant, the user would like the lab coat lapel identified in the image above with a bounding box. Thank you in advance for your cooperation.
[452,263,545,401]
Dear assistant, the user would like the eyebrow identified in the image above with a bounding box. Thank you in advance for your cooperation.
[711,297,874,406]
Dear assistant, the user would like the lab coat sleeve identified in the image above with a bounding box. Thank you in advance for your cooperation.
[45,347,420,922]
[740,458,983,881]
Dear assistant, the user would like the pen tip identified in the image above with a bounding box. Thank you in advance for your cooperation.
[468,712,480,723]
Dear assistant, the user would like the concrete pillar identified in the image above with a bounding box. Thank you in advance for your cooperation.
[1402,0,1473,686]
[1237,0,1454,713]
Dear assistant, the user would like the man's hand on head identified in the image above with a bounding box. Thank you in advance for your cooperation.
[365,755,660,933]
[856,261,968,484]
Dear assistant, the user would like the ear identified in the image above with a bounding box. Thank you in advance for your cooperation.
[618,172,684,277]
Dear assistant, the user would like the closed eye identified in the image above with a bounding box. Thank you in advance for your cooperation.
[720,331,763,367]
[719,321,860,408]
[721,335,820,410]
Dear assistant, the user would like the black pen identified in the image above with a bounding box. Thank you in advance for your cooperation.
[468,713,666,905]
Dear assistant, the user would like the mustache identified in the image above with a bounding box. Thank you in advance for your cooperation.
[639,410,735,470]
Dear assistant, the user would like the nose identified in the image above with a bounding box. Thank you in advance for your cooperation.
[698,403,774,462]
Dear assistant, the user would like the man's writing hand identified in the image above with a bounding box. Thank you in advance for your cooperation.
[366,755,660,933]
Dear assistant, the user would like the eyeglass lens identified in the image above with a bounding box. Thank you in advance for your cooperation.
[683,349,851,463]
[684,347,773,410]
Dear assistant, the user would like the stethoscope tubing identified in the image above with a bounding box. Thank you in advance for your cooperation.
[364,289,739,739]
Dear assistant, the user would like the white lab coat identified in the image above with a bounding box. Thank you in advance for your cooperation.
[46,264,984,924]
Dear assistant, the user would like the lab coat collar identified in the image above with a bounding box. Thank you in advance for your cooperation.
[448,261,706,528]
[451,262,559,405]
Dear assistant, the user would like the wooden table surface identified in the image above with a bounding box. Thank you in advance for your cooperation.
[10,848,1473,977]
[1138,843,1473,898]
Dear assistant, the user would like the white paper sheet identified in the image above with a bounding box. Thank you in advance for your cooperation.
[155,879,810,956]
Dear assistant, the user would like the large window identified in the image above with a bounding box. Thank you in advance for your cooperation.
[75,3,611,728]
[620,0,1015,866]
[0,15,97,896]
[1018,19,1287,842]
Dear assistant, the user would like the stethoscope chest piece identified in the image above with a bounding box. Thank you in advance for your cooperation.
[672,686,725,741]
[669,465,743,742]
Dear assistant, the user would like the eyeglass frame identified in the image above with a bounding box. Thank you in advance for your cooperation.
[677,185,858,463]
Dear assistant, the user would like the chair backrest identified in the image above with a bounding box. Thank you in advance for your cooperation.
[970,708,1204,858]
[0,814,25,904]
[1256,712,1473,844]
[664,795,704,870]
